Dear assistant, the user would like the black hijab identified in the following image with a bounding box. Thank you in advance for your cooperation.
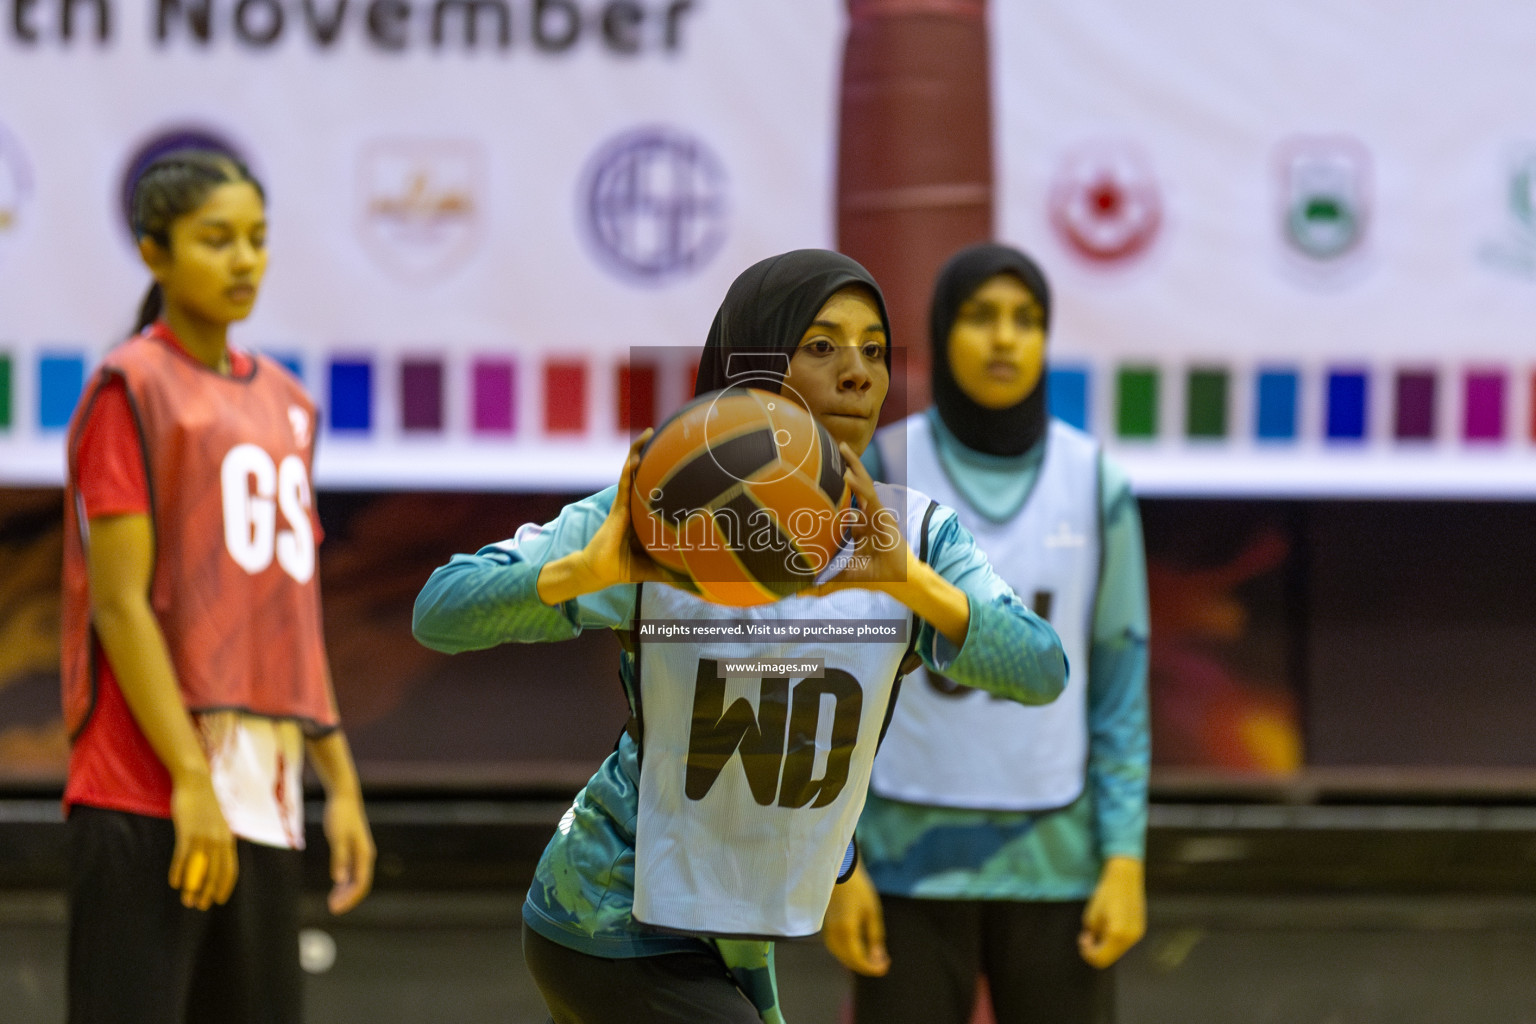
[930,243,1052,457]
[694,249,890,397]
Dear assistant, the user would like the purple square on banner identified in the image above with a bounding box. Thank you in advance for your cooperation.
[401,360,444,432]
[1464,371,1505,442]
[1393,370,1436,440]
[474,359,515,434]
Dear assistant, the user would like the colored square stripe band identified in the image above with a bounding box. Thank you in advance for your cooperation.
[619,363,656,432]
[1047,367,1089,431]
[1464,370,1505,442]
[473,359,515,434]
[1255,369,1298,441]
[266,352,304,382]
[1394,370,1436,440]
[545,361,587,434]
[1530,372,1536,444]
[39,353,85,430]
[401,359,444,432]
[329,359,373,432]
[1326,370,1367,441]
[1186,368,1228,439]
[0,353,11,429]
[1116,366,1158,438]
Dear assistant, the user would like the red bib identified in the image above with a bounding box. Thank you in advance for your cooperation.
[62,328,336,739]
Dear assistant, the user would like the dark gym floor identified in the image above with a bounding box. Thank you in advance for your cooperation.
[5,796,1536,1024]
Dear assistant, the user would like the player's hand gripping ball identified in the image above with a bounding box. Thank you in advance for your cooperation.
[630,388,853,606]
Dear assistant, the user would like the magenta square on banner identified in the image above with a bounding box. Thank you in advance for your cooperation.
[401,359,444,432]
[473,359,515,434]
[1463,370,1505,442]
[1393,370,1436,440]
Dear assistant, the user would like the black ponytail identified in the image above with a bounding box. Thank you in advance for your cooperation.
[128,148,264,336]
[133,283,164,336]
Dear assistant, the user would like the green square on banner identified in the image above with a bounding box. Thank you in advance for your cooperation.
[0,354,11,429]
[1186,368,1229,438]
[1116,366,1159,438]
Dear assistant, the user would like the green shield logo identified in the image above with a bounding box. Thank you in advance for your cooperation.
[1279,137,1370,262]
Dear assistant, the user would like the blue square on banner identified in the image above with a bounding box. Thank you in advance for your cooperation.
[329,360,372,432]
[1047,367,1090,430]
[39,353,85,429]
[268,352,304,382]
[1255,369,1298,441]
[1326,370,1368,440]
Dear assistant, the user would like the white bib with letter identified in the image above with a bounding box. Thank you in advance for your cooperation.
[870,416,1100,811]
[630,484,929,937]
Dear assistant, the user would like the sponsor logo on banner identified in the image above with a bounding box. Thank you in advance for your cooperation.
[0,122,32,263]
[357,138,484,283]
[581,126,728,284]
[1477,147,1536,279]
[1277,136,1371,272]
[1047,141,1162,267]
[119,126,250,241]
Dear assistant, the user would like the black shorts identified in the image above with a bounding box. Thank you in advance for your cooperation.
[66,805,305,1024]
[851,896,1113,1024]
[521,922,761,1024]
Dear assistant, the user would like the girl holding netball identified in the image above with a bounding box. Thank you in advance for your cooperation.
[413,248,1067,1024]
[61,149,374,1023]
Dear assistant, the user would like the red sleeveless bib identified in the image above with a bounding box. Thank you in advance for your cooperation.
[62,328,336,738]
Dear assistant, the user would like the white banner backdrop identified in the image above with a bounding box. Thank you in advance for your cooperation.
[994,0,1536,496]
[0,0,841,488]
[6,0,1536,496]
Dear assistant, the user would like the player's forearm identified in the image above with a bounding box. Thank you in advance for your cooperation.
[1087,466,1151,855]
[93,595,210,786]
[1093,761,1149,861]
[1087,633,1150,857]
[881,552,969,647]
[413,552,582,653]
[87,513,211,786]
[536,550,605,606]
[931,592,1067,705]
[306,729,363,802]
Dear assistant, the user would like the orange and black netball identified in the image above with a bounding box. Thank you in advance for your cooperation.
[631,388,853,606]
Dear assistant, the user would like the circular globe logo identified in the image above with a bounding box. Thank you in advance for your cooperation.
[581,126,729,284]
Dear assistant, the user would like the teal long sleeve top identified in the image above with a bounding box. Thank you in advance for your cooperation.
[412,482,1067,1021]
